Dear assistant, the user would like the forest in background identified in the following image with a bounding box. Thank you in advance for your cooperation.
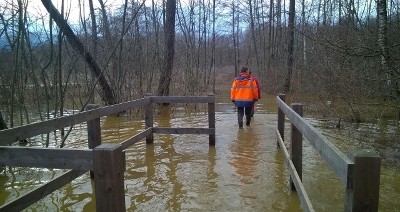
[1,0,400,129]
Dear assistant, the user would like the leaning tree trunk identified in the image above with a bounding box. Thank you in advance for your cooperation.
[284,0,295,93]
[157,0,176,97]
[40,0,116,105]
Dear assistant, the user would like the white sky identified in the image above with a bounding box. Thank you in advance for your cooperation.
[24,0,149,23]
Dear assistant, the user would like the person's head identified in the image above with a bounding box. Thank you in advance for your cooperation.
[240,66,248,73]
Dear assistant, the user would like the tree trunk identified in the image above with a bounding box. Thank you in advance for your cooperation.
[88,0,97,104]
[302,0,306,67]
[98,0,120,101]
[0,111,7,130]
[208,0,216,91]
[248,0,260,72]
[40,0,116,105]
[267,0,274,72]
[284,0,295,93]
[232,2,238,76]
[151,0,162,92]
[157,0,176,97]
[377,0,400,97]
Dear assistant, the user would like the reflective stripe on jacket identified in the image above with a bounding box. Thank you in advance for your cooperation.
[231,73,259,107]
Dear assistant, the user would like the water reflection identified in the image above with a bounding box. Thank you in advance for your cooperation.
[229,129,260,185]
[125,105,186,211]
[271,150,290,211]
[157,105,182,211]
[207,146,218,190]
[1,92,399,211]
[305,116,400,211]
[0,174,10,206]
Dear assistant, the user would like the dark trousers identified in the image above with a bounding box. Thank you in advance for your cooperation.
[237,107,252,127]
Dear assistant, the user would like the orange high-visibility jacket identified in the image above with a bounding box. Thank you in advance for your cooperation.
[231,72,259,107]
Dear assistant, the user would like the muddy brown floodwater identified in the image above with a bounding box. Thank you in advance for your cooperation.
[0,91,399,211]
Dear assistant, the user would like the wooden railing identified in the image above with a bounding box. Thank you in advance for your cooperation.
[276,94,381,212]
[0,95,215,211]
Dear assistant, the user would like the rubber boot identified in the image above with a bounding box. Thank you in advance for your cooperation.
[238,115,244,129]
[246,116,251,126]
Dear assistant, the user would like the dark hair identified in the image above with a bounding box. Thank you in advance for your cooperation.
[240,66,248,72]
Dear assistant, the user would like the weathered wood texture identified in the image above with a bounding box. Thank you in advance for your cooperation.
[0,170,86,211]
[290,103,303,190]
[150,96,214,103]
[0,95,216,211]
[145,94,154,144]
[208,94,216,146]
[0,147,92,170]
[86,104,101,149]
[93,144,126,211]
[276,129,315,212]
[0,98,150,145]
[0,96,215,146]
[345,149,381,212]
[153,127,215,135]
[276,96,352,185]
[121,128,153,150]
[277,94,286,147]
[276,95,381,212]
[86,104,101,179]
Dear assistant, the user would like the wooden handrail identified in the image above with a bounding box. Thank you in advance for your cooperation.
[276,96,352,184]
[0,95,216,211]
[276,94,381,212]
[276,128,314,212]
[150,95,215,103]
[0,98,150,145]
[0,146,92,170]
[0,169,86,211]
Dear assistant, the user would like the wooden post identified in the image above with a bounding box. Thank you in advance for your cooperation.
[345,149,381,212]
[277,94,286,147]
[208,94,216,146]
[144,94,154,144]
[291,103,303,190]
[93,144,126,212]
[85,104,101,179]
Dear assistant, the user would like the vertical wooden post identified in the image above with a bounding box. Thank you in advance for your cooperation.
[277,94,286,147]
[208,94,216,146]
[290,103,303,190]
[345,149,381,212]
[93,144,126,212]
[85,104,101,179]
[144,94,154,144]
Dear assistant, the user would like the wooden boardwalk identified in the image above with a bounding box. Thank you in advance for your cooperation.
[0,94,381,211]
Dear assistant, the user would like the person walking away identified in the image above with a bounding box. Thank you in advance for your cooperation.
[231,66,259,129]
[249,71,261,117]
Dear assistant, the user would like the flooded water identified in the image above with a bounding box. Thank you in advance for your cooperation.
[0,91,399,211]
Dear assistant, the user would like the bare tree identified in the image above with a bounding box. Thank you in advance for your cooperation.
[248,0,260,72]
[377,0,400,98]
[157,0,176,96]
[40,0,116,105]
[283,0,295,93]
